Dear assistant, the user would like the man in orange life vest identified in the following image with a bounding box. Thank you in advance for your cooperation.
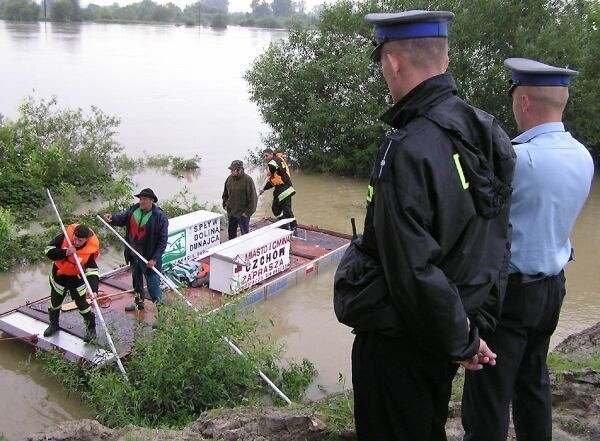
[103,188,169,311]
[259,148,297,234]
[43,224,99,343]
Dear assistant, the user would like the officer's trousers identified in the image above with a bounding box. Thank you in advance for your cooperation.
[352,332,459,441]
[462,272,566,441]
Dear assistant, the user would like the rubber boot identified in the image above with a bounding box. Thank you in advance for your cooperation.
[82,311,96,343]
[125,292,145,311]
[43,308,60,337]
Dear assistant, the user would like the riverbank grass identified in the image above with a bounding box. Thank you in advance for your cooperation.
[37,301,317,429]
[547,352,600,382]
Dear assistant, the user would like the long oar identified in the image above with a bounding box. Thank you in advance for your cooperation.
[46,189,128,381]
[96,214,292,404]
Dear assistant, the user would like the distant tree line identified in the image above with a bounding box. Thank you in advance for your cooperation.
[1,0,40,20]
[0,0,321,27]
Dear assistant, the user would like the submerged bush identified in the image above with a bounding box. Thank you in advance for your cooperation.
[144,153,201,174]
[159,187,219,219]
[0,96,122,214]
[38,302,317,428]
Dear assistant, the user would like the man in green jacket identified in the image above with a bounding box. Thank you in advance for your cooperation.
[222,160,258,240]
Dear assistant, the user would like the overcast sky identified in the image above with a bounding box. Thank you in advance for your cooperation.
[79,0,326,13]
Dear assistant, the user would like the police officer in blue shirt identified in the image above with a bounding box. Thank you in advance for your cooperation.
[339,10,515,441]
[462,58,595,441]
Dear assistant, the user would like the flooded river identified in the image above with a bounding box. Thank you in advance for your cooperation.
[1,20,598,441]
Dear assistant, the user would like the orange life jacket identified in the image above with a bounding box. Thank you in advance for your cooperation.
[268,153,291,187]
[198,261,210,278]
[276,152,291,177]
[55,224,100,276]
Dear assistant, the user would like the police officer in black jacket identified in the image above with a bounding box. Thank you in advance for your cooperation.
[342,10,516,440]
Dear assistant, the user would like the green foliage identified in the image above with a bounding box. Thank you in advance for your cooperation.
[547,351,600,382]
[102,177,135,213]
[0,207,14,244]
[312,373,354,436]
[50,0,81,22]
[437,0,600,148]
[0,206,50,270]
[0,96,123,215]
[560,418,589,435]
[36,349,92,391]
[245,0,600,176]
[38,303,317,428]
[210,12,228,27]
[170,155,201,172]
[451,370,464,402]
[144,153,173,168]
[3,0,40,20]
[143,153,200,174]
[245,0,388,176]
[78,0,316,27]
[278,358,318,402]
[159,187,210,218]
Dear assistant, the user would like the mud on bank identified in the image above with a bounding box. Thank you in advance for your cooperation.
[26,323,600,441]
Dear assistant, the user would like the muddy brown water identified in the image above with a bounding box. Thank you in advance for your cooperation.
[1,173,598,440]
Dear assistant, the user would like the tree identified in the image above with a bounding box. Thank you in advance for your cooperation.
[202,0,228,12]
[245,0,600,177]
[272,0,292,17]
[210,12,228,27]
[50,0,81,21]
[245,0,389,176]
[250,0,271,18]
[3,0,40,21]
[0,96,122,210]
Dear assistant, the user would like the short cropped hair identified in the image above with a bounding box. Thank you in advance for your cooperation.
[525,86,569,113]
[387,37,449,71]
[74,224,91,239]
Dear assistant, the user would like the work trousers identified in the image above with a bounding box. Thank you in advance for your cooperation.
[271,194,297,230]
[131,257,162,303]
[227,215,250,239]
[352,332,459,441]
[462,272,566,441]
[49,274,91,314]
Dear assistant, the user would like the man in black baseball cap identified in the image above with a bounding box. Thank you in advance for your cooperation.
[336,10,515,440]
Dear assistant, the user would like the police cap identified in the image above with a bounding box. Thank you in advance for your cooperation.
[364,10,455,63]
[505,58,578,95]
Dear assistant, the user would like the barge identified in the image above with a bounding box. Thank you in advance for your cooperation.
[0,211,351,367]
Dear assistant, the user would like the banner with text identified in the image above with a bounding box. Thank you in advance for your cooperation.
[164,217,221,264]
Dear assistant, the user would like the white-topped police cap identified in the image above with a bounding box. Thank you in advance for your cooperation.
[364,10,455,62]
[505,58,578,94]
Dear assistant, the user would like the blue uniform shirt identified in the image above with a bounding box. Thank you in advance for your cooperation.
[509,122,594,275]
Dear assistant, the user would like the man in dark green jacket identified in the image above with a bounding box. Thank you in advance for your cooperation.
[222,160,257,240]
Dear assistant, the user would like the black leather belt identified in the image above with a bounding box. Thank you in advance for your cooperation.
[509,273,548,284]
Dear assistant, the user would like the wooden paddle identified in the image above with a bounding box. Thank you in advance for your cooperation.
[61,288,135,311]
